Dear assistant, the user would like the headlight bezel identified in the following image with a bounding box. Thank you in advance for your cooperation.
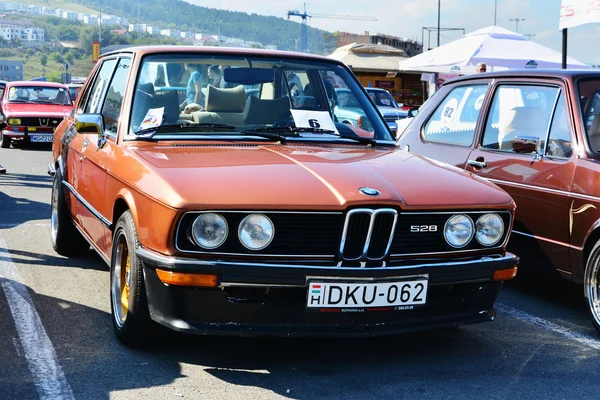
[475,213,505,247]
[238,213,275,251]
[190,212,229,250]
[443,214,475,249]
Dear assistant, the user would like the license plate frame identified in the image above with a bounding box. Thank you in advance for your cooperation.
[30,135,53,143]
[306,276,428,309]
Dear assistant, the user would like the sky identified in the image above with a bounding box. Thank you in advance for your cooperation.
[186,0,600,65]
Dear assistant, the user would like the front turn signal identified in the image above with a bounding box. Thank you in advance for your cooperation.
[156,270,218,287]
[493,267,518,281]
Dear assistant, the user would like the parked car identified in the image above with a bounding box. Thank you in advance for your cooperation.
[0,81,73,148]
[397,69,600,332]
[67,82,84,102]
[49,46,518,346]
[364,87,410,134]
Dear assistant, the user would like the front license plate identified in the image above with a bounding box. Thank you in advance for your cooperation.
[27,126,36,132]
[306,279,428,308]
[30,135,53,143]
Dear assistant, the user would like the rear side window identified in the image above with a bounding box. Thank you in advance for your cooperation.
[84,58,118,114]
[423,84,488,146]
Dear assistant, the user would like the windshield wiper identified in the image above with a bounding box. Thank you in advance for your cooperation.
[134,123,238,139]
[8,99,30,103]
[243,126,377,145]
[33,100,62,105]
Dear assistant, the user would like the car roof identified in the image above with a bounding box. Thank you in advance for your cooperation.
[447,69,600,85]
[6,81,69,89]
[102,45,343,66]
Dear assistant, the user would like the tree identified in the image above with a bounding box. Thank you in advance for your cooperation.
[65,52,75,65]
[40,53,48,66]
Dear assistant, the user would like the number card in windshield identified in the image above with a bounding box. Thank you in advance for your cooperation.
[291,110,339,134]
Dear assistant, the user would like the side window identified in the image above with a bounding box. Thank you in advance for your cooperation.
[546,93,572,158]
[482,85,560,152]
[423,84,488,146]
[101,58,131,136]
[84,58,118,114]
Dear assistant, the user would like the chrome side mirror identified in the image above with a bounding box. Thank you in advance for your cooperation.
[513,136,541,154]
[408,108,419,118]
[75,114,107,149]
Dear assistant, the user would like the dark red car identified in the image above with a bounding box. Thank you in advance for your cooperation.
[0,81,73,148]
[398,69,600,332]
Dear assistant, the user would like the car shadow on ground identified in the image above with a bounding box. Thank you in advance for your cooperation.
[0,247,106,272]
[0,187,50,228]
[0,172,52,190]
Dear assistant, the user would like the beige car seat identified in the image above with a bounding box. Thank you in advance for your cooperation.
[191,85,246,126]
[499,106,547,151]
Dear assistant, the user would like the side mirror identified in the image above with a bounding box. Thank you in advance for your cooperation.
[75,113,104,134]
[513,136,541,154]
[408,107,419,118]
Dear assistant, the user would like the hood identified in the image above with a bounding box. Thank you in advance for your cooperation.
[123,143,514,211]
[377,106,407,118]
[2,103,72,118]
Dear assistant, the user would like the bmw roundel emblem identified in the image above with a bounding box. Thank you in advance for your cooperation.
[359,187,380,196]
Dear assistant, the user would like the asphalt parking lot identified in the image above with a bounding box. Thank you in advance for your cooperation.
[1,145,600,400]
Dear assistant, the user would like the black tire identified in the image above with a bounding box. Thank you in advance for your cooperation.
[110,210,154,347]
[51,168,89,256]
[584,240,600,334]
[0,132,10,148]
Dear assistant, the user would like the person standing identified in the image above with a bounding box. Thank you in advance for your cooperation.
[476,63,487,73]
[180,63,204,111]
[207,65,221,87]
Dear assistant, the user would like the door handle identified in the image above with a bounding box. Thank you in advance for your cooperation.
[82,139,89,149]
[467,159,487,169]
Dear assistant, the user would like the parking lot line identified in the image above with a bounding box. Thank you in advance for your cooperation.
[0,234,75,400]
[497,304,600,350]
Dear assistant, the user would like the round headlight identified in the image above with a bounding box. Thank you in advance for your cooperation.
[476,214,504,246]
[238,214,274,250]
[191,213,228,249]
[444,214,474,248]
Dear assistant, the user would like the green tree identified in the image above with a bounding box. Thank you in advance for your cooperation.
[40,53,48,66]
[65,52,75,65]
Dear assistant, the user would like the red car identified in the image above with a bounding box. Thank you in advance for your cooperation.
[0,81,73,148]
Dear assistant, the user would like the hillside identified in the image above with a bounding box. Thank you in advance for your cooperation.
[73,0,328,53]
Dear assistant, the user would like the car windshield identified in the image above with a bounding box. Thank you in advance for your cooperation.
[578,78,600,153]
[130,53,394,143]
[6,85,72,105]
[367,89,398,108]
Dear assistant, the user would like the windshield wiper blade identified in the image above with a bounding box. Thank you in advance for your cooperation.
[244,126,377,145]
[8,99,30,103]
[134,123,238,139]
[33,100,62,105]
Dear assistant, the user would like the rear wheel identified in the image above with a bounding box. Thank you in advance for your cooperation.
[51,168,89,256]
[0,132,10,148]
[110,210,154,347]
[584,240,600,333]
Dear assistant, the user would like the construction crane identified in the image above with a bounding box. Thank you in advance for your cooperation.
[287,2,377,53]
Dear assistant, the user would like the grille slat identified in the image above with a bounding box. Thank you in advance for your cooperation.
[342,213,370,259]
[340,208,397,262]
[367,213,395,259]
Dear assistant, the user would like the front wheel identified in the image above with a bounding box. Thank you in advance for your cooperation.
[110,210,154,347]
[584,240,600,333]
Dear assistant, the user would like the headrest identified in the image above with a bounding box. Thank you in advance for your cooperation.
[205,84,246,113]
[589,114,600,137]
[137,82,155,95]
[243,96,291,125]
[503,106,545,132]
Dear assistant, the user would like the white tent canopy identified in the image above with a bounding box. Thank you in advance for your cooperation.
[398,26,591,75]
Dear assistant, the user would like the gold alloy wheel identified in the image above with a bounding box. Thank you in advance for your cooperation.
[112,232,131,328]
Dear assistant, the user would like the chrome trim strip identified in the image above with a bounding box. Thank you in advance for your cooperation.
[47,163,56,177]
[399,210,512,215]
[219,282,304,288]
[62,181,112,228]
[305,274,429,284]
[338,208,397,262]
[512,230,583,251]
[175,210,341,258]
[136,247,517,271]
[486,178,600,204]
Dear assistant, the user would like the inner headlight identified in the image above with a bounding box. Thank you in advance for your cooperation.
[7,118,21,125]
[238,214,274,250]
[476,214,504,246]
[444,214,474,248]
[191,213,228,249]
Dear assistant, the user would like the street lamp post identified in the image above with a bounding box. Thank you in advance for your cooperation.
[494,0,497,26]
[215,19,224,44]
[437,0,441,47]
[99,0,102,43]
[509,18,524,33]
